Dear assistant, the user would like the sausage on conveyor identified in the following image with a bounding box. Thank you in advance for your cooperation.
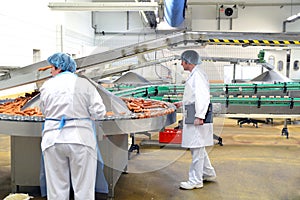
[0,94,43,116]
[38,65,52,71]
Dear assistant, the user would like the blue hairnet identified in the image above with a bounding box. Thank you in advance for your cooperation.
[181,50,202,65]
[47,53,77,73]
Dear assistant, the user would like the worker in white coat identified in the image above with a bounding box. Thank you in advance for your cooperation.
[174,50,216,190]
[39,53,106,199]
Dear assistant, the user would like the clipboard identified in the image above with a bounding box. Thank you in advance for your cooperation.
[184,103,213,124]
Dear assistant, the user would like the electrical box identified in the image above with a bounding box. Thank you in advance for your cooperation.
[219,5,238,19]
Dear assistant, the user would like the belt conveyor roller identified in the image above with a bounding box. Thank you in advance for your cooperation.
[113,82,300,139]
[114,83,300,135]
[210,82,300,96]
[113,83,300,114]
[113,82,300,98]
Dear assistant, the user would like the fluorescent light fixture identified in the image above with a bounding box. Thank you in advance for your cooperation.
[286,12,300,22]
[283,12,300,32]
[286,14,298,21]
[48,2,158,12]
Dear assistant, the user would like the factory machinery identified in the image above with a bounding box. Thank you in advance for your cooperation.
[112,82,300,138]
[0,78,176,198]
[0,31,300,199]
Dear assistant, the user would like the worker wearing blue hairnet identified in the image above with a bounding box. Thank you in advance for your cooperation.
[40,53,106,199]
[47,52,77,73]
[174,50,216,190]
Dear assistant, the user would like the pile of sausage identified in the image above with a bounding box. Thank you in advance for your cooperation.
[0,95,174,119]
[0,96,43,116]
[121,97,175,119]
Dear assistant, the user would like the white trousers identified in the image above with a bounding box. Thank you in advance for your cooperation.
[188,147,216,184]
[44,143,97,200]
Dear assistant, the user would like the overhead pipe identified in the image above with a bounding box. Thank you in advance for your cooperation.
[48,2,158,11]
[163,0,187,27]
[283,13,300,32]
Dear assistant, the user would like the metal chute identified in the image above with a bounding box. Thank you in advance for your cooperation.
[251,70,293,83]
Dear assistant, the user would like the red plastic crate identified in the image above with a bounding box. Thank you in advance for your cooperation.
[159,128,182,144]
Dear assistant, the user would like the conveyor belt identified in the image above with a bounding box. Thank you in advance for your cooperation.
[0,76,177,136]
[113,83,300,115]
[113,82,300,139]
[5,81,299,134]
[1,31,300,91]
[210,82,300,96]
[113,82,300,96]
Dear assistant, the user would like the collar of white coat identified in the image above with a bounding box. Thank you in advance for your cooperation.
[55,71,77,77]
[186,65,199,81]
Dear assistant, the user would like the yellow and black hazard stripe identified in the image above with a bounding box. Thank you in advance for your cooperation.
[207,39,300,46]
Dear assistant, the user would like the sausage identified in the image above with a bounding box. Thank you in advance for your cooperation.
[38,65,52,71]
[0,94,43,116]
[121,97,174,119]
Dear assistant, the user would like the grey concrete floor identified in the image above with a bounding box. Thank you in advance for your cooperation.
[1,118,300,200]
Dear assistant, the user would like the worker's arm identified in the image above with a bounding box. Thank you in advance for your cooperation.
[173,101,183,108]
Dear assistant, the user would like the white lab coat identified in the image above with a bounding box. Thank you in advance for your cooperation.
[39,72,106,199]
[40,72,106,152]
[181,65,213,148]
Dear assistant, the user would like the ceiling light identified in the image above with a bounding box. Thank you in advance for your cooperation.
[286,14,298,22]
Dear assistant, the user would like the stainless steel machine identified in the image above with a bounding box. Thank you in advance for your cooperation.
[0,76,176,199]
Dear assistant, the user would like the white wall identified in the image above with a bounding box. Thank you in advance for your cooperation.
[0,1,55,67]
[224,64,264,83]
[289,49,300,81]
[264,49,288,76]
[92,12,145,33]
[0,0,95,68]
[92,4,300,32]
[63,11,95,56]
[190,5,300,32]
